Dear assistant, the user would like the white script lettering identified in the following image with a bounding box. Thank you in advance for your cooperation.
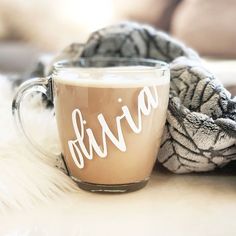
[68,86,158,169]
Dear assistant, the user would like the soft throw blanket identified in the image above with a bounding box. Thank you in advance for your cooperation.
[1,22,236,210]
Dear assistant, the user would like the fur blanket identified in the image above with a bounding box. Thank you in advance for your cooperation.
[0,76,77,211]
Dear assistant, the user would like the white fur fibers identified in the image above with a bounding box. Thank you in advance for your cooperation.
[0,76,78,211]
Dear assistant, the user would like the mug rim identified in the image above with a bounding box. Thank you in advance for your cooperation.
[53,57,169,72]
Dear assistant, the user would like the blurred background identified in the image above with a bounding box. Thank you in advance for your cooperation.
[0,0,235,77]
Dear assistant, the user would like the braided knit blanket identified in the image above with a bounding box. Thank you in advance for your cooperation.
[37,22,236,173]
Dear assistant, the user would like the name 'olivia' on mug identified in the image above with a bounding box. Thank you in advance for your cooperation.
[68,85,159,169]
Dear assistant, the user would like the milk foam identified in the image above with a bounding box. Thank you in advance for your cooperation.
[53,66,169,88]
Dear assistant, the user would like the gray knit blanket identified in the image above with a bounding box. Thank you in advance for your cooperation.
[33,22,236,173]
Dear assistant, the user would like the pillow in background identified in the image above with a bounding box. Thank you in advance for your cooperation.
[114,0,181,31]
[171,0,236,58]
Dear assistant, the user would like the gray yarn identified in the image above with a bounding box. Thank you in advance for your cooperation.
[43,22,236,173]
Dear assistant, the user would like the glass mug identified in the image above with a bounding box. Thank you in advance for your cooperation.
[12,58,170,193]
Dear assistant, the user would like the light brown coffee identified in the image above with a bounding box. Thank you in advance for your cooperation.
[53,68,169,185]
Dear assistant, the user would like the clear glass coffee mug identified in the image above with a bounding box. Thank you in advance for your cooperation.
[12,58,170,193]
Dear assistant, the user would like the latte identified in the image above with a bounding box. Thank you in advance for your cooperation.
[54,67,169,185]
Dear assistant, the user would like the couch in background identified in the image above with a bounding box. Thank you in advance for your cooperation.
[0,0,235,59]
[0,0,235,90]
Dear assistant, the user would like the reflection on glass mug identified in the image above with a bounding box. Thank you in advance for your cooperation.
[12,58,170,193]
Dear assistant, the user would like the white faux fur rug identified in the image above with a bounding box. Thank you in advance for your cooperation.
[0,75,78,211]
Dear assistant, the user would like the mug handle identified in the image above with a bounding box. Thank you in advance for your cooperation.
[12,77,68,174]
